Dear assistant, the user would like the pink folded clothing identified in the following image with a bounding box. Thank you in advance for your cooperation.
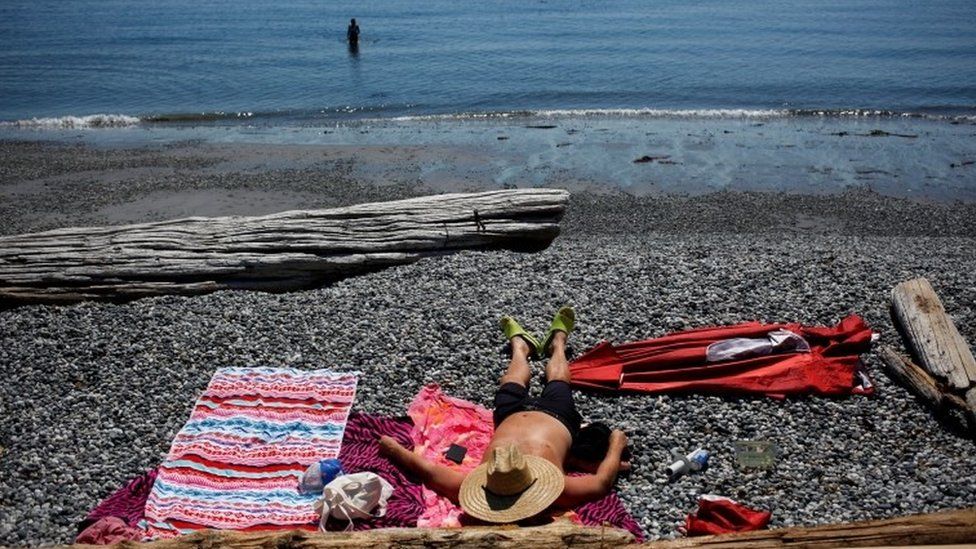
[76,517,143,545]
[77,468,157,536]
[405,384,644,541]
[684,495,771,536]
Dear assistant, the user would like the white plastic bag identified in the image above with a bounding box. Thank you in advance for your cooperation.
[706,329,810,362]
[314,472,394,531]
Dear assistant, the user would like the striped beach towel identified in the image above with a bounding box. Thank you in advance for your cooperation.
[142,367,359,538]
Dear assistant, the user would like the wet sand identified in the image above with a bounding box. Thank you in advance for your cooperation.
[1,133,975,238]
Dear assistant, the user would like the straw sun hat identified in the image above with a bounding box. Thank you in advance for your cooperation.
[459,444,565,523]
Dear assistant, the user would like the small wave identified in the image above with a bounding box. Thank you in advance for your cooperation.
[145,111,254,123]
[2,114,143,128]
[4,106,973,129]
[382,107,976,123]
[387,110,535,122]
[0,111,259,128]
[385,108,791,122]
[537,108,792,119]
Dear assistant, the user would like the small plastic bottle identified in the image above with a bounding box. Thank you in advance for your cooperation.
[666,448,710,482]
[299,458,344,495]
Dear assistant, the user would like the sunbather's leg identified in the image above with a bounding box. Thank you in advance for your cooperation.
[500,336,533,387]
[545,331,570,383]
[378,436,465,503]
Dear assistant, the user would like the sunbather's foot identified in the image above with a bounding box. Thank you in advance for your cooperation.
[500,316,542,358]
[542,306,575,356]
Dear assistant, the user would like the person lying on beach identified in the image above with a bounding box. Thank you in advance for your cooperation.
[379,307,631,524]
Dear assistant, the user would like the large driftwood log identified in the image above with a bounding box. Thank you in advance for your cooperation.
[64,507,976,548]
[891,277,976,390]
[69,520,634,548]
[877,346,976,432]
[642,506,976,548]
[0,189,569,307]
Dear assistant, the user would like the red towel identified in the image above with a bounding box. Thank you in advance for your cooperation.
[684,495,771,536]
[571,314,873,398]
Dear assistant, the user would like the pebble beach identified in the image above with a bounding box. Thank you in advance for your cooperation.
[2,140,976,545]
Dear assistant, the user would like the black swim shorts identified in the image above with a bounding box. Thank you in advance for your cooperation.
[493,380,583,438]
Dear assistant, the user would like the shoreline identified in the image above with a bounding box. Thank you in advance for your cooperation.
[1,135,976,545]
[1,139,975,240]
[3,112,976,203]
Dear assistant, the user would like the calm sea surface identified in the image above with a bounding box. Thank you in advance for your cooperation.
[1,0,975,124]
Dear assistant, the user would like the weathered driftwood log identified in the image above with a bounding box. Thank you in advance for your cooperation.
[877,345,976,432]
[68,520,634,548]
[64,507,976,548]
[0,189,569,307]
[878,345,945,405]
[642,506,976,548]
[891,277,976,390]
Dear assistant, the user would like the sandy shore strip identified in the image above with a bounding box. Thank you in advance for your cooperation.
[2,139,975,238]
[1,139,976,545]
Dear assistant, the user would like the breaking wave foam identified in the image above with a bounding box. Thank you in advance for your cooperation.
[3,114,142,128]
[385,107,976,123]
[386,108,798,122]
[3,107,974,129]
[534,108,791,118]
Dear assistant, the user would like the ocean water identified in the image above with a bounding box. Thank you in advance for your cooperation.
[2,0,975,126]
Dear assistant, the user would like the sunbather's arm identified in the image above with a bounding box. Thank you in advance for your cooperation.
[378,436,466,504]
[556,430,628,508]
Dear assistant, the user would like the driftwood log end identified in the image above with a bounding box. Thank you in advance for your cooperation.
[877,345,976,433]
[889,277,976,434]
[891,277,976,390]
[0,189,570,308]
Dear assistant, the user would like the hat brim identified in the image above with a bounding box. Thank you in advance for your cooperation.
[458,455,565,523]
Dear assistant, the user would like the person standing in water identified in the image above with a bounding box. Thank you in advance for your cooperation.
[347,18,360,45]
